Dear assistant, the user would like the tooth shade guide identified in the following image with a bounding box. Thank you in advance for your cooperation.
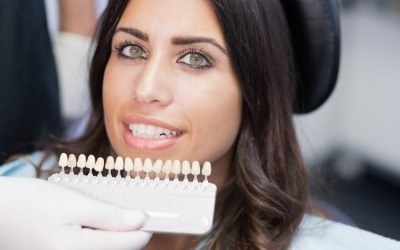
[55,154,213,182]
[48,155,217,235]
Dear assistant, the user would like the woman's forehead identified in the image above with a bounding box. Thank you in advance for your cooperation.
[117,0,225,45]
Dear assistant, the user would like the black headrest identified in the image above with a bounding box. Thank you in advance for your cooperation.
[281,0,341,113]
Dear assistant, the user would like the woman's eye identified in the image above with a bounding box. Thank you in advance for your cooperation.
[180,53,210,68]
[121,45,147,59]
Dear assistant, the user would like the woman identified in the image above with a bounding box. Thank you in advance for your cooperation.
[1,0,398,249]
[59,0,306,248]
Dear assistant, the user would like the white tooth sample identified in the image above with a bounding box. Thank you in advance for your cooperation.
[124,157,134,172]
[164,129,171,135]
[143,158,152,173]
[86,155,95,169]
[58,153,68,175]
[133,158,143,180]
[77,154,86,169]
[202,161,212,181]
[182,160,191,176]
[94,157,104,172]
[134,158,143,172]
[143,158,152,181]
[146,125,156,135]
[172,160,181,183]
[105,156,114,174]
[172,160,181,185]
[182,160,191,185]
[162,160,172,180]
[86,155,95,176]
[133,123,138,131]
[190,161,200,185]
[68,154,77,175]
[129,124,134,131]
[191,161,200,181]
[114,156,123,179]
[138,124,146,134]
[152,159,163,178]
[172,131,177,136]
[172,160,181,175]
[114,156,124,171]
[58,153,68,168]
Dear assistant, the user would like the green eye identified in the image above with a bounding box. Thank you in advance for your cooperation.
[189,54,204,67]
[129,45,144,59]
[180,53,210,69]
[119,44,147,59]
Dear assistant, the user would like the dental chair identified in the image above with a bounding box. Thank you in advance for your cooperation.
[282,0,340,113]
[282,0,349,224]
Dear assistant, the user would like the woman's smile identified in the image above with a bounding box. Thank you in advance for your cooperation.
[122,114,185,150]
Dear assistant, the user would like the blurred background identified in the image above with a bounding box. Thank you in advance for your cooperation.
[295,0,400,240]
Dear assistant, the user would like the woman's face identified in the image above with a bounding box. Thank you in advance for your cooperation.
[103,0,242,178]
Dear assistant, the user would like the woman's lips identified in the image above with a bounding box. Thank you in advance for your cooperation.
[122,116,184,151]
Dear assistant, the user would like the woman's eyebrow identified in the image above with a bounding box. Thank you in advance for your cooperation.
[114,27,149,42]
[171,36,228,55]
[113,27,227,55]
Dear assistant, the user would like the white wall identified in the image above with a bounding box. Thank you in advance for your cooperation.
[295,7,400,178]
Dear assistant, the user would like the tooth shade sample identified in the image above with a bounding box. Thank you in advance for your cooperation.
[124,157,134,172]
[94,157,104,172]
[134,158,143,172]
[77,154,86,169]
[68,154,77,168]
[143,158,152,173]
[191,161,201,176]
[202,162,212,176]
[105,156,115,170]
[153,159,163,174]
[162,160,172,174]
[115,156,124,171]
[172,160,181,175]
[86,155,96,169]
[59,153,68,167]
[182,161,191,175]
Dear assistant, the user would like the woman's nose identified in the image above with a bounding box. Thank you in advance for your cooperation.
[132,57,173,106]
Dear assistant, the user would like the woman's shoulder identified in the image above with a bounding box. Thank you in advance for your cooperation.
[290,214,400,250]
[0,151,57,178]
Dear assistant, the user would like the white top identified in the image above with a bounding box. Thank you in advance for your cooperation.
[290,214,400,250]
[1,152,399,249]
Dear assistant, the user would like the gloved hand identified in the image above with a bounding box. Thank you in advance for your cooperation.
[0,177,152,250]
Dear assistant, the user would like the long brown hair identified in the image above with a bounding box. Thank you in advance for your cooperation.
[50,0,308,249]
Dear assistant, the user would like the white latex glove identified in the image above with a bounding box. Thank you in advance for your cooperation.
[0,177,152,250]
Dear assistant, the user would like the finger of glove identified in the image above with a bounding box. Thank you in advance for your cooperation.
[72,197,146,231]
[79,229,152,250]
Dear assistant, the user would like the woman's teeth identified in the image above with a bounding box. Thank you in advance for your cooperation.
[129,123,182,139]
